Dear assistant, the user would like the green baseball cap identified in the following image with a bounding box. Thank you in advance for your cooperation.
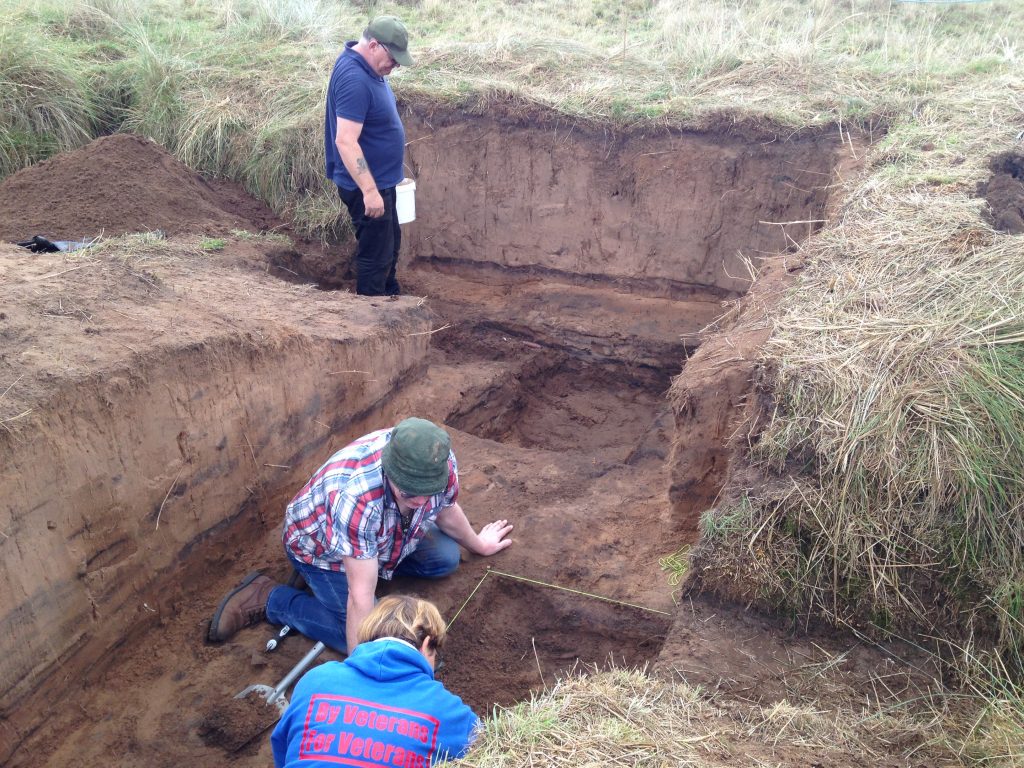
[381,418,451,496]
[366,16,414,67]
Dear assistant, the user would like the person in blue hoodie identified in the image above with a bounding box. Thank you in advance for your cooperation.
[272,595,479,768]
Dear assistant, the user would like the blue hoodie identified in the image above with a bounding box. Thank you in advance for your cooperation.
[272,638,479,768]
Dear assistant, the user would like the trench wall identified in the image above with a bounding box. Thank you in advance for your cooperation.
[403,112,845,298]
[0,319,431,759]
[0,114,859,758]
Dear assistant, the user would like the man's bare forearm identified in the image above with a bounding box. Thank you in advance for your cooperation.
[435,502,483,553]
[345,593,374,652]
[343,556,379,652]
[337,139,377,196]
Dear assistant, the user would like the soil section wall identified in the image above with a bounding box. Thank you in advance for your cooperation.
[0,243,433,759]
[403,111,845,298]
[666,254,797,536]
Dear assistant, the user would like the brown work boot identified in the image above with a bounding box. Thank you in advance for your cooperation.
[208,572,278,642]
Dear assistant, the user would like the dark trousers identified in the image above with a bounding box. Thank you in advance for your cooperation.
[338,185,401,296]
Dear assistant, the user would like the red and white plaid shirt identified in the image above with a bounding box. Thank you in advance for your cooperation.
[282,428,459,579]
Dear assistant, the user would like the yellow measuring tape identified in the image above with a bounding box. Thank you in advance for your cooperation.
[447,566,672,628]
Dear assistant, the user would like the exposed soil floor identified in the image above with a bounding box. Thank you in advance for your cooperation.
[0,134,950,767]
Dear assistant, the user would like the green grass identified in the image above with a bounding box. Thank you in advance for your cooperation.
[0,19,99,176]
[199,237,226,251]
[2,0,1022,235]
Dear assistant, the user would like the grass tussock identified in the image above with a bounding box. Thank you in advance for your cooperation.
[687,143,1024,651]
[668,4,1024,757]
[0,20,98,176]
[684,120,1024,759]
[458,666,985,767]
[116,27,194,147]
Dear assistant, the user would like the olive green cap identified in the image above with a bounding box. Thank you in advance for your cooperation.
[366,16,414,66]
[381,418,451,496]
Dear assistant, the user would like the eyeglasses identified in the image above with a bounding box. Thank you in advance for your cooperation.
[375,40,396,66]
[394,486,426,500]
[389,478,429,501]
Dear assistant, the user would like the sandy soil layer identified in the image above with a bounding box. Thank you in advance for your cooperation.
[401,110,849,299]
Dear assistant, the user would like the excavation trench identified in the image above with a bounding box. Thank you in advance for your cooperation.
[440,573,672,714]
[0,115,856,766]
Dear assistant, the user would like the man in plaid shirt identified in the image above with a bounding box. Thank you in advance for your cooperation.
[208,417,513,653]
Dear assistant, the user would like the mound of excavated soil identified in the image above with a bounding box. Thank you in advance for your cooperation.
[0,134,282,242]
[978,151,1024,234]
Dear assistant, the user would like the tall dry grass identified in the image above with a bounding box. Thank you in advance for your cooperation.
[461,665,996,767]
[0,18,98,176]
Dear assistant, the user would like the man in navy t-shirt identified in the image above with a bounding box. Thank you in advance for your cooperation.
[325,16,412,296]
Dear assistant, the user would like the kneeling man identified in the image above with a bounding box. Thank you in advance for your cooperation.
[209,417,513,653]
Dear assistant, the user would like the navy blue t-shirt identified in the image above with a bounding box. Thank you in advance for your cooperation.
[325,42,406,191]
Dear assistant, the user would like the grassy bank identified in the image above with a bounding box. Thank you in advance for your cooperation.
[1,0,1021,236]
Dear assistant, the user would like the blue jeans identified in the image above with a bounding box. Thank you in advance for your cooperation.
[265,527,460,653]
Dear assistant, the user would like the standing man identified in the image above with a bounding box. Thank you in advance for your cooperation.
[327,16,413,296]
[208,418,513,654]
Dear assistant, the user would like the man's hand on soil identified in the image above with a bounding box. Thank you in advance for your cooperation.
[477,519,513,556]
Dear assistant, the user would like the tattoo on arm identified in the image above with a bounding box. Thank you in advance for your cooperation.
[355,157,368,174]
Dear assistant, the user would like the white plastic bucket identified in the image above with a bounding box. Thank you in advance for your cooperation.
[396,177,416,224]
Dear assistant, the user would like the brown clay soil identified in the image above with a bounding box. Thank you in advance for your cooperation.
[0,134,290,242]
[0,131,955,767]
[978,150,1024,233]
